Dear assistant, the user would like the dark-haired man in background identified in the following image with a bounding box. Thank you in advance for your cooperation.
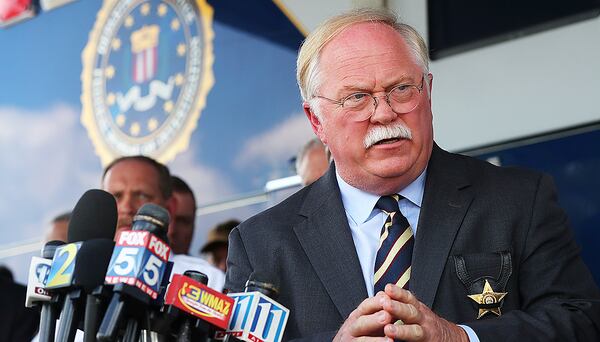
[0,266,40,341]
[169,175,197,255]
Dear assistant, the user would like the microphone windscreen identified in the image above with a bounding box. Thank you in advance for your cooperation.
[68,189,117,242]
[135,203,170,227]
[72,239,116,292]
[42,240,65,259]
[246,270,280,298]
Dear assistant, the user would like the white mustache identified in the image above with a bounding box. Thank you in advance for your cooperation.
[364,123,412,148]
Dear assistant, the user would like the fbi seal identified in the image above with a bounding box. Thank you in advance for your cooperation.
[81,0,215,165]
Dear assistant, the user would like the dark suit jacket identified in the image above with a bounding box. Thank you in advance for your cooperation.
[0,279,40,342]
[226,144,600,341]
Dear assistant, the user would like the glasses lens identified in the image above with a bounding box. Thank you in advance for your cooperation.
[389,85,420,114]
[342,93,375,122]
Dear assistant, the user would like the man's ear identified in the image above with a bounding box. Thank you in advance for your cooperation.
[303,102,327,145]
[166,195,177,223]
[427,73,433,105]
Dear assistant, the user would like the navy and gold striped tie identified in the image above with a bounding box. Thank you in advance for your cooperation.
[374,195,414,293]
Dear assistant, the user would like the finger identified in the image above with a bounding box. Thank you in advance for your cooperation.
[355,337,394,342]
[355,336,394,342]
[384,284,419,306]
[351,291,389,318]
[381,297,421,324]
[350,310,393,337]
[384,322,425,341]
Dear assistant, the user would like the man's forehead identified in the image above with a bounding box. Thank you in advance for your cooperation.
[103,159,161,187]
[323,22,402,55]
[317,22,419,93]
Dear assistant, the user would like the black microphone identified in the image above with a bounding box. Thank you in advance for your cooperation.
[223,271,289,342]
[27,240,64,342]
[45,189,117,342]
[98,203,171,342]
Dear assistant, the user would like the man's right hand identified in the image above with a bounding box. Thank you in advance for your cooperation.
[333,292,395,341]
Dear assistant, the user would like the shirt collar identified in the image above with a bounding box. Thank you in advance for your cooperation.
[336,167,427,224]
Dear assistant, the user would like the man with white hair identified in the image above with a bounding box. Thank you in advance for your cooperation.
[226,8,600,341]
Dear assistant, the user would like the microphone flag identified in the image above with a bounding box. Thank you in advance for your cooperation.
[223,292,289,342]
[164,273,234,330]
[105,230,171,299]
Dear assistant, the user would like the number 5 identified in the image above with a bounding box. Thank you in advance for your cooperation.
[113,247,138,276]
[143,254,163,286]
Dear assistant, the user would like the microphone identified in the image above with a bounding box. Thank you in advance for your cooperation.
[98,203,171,342]
[27,240,64,342]
[45,189,117,342]
[223,272,289,342]
[163,270,235,341]
[26,241,63,307]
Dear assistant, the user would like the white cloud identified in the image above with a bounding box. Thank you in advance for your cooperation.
[0,104,102,232]
[235,113,315,169]
[169,147,236,205]
[0,104,102,283]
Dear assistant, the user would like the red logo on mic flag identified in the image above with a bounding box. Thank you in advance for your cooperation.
[165,274,234,329]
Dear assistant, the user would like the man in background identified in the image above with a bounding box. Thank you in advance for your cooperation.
[201,219,240,272]
[0,265,40,341]
[168,175,196,255]
[102,156,225,290]
[296,138,330,186]
[44,211,71,243]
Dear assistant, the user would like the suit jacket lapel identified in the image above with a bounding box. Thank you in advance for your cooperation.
[411,145,474,307]
[293,164,368,319]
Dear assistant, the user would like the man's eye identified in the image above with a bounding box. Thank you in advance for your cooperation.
[344,93,369,104]
[392,85,410,93]
[137,193,151,201]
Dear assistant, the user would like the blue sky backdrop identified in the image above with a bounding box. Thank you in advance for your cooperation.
[0,0,311,283]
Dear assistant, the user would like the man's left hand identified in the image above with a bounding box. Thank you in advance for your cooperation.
[381,284,469,342]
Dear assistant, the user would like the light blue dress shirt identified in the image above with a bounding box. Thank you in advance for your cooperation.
[335,169,479,342]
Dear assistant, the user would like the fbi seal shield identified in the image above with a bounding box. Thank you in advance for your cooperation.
[81,0,214,165]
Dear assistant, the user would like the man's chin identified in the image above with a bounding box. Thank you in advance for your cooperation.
[115,225,131,236]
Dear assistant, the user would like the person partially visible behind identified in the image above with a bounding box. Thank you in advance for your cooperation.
[102,156,225,291]
[201,219,240,272]
[168,176,197,255]
[0,265,40,341]
[296,138,330,186]
[45,211,71,243]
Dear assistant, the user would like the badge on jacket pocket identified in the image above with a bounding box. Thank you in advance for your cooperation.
[453,251,512,319]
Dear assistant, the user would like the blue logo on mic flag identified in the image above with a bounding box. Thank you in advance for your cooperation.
[36,263,51,285]
[226,292,289,342]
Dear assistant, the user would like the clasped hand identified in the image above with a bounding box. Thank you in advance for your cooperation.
[333,284,468,341]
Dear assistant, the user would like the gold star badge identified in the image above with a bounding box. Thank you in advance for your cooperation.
[467,279,507,319]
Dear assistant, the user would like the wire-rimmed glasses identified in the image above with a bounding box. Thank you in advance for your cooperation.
[313,75,425,122]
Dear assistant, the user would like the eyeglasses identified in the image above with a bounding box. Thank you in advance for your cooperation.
[313,75,425,122]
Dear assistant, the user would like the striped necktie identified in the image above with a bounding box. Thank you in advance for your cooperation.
[373,194,415,293]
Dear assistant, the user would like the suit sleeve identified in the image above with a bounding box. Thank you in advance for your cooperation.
[225,225,340,341]
[225,227,253,292]
[467,174,600,341]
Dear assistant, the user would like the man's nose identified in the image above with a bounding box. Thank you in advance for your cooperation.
[369,96,398,125]
[118,194,135,215]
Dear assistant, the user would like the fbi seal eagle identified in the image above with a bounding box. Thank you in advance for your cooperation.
[81,0,214,165]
